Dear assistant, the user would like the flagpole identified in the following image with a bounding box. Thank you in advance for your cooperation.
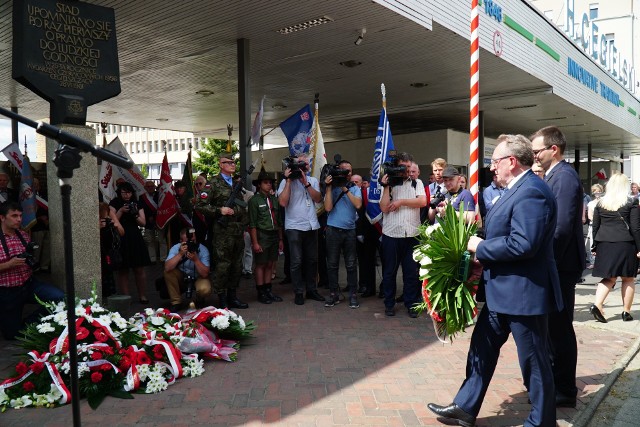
[310,93,320,177]
[469,0,480,204]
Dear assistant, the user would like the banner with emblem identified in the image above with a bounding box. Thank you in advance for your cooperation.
[98,137,146,202]
[366,90,395,225]
[1,141,24,171]
[19,156,37,229]
[279,104,314,157]
[156,153,178,229]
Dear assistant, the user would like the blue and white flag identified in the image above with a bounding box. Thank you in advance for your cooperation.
[279,104,314,156]
[19,156,37,230]
[366,108,395,224]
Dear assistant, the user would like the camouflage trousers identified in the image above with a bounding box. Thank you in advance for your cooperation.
[211,229,244,294]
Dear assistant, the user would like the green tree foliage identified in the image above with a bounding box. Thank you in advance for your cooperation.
[193,138,238,178]
[140,164,149,178]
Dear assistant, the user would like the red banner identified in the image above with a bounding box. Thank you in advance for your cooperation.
[156,154,178,229]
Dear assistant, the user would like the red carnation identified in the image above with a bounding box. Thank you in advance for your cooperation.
[23,381,35,392]
[194,312,211,323]
[90,372,103,383]
[31,361,45,375]
[153,352,164,361]
[119,357,132,370]
[76,327,90,340]
[85,306,91,315]
[153,345,163,353]
[15,362,29,376]
[91,351,104,361]
[94,329,109,342]
[137,352,151,365]
[100,364,111,371]
[102,347,114,356]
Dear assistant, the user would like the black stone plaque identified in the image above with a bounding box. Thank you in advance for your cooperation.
[12,0,120,125]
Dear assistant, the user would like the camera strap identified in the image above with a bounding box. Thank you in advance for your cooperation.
[0,229,28,258]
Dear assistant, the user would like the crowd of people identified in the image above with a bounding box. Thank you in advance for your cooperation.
[2,125,640,426]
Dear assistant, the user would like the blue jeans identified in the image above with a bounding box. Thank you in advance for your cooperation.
[325,226,358,295]
[0,276,65,340]
[285,229,318,294]
[381,235,419,310]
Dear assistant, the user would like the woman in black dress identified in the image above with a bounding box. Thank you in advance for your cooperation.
[109,182,151,304]
[590,173,640,322]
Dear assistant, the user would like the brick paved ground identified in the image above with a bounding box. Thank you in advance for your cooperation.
[1,266,639,426]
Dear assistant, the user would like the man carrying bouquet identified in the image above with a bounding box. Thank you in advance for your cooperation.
[428,134,563,427]
[0,202,64,340]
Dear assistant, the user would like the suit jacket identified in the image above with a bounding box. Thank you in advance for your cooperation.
[477,170,563,316]
[545,160,586,274]
[592,198,640,249]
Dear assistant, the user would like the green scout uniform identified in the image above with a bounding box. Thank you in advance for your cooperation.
[248,192,281,264]
[195,173,248,294]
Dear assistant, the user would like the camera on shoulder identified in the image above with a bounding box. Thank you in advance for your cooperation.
[383,150,407,187]
[282,156,307,180]
[320,154,350,188]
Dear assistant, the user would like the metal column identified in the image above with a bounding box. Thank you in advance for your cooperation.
[237,38,251,188]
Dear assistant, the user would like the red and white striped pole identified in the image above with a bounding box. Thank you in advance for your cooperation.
[469,0,480,203]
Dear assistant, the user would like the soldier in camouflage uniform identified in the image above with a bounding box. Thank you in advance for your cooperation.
[195,153,249,309]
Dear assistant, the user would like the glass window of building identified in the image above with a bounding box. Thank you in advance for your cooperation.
[181,139,186,151]
[589,4,598,20]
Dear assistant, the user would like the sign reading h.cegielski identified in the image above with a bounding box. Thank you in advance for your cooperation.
[12,0,120,125]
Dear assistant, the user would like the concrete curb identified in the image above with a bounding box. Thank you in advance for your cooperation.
[571,333,640,427]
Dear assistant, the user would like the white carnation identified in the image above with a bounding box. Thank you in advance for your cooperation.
[150,316,165,326]
[36,322,56,333]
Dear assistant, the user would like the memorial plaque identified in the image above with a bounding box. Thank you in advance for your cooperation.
[13,0,120,124]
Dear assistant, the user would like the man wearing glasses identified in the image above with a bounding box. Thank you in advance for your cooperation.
[428,134,562,427]
[195,153,249,309]
[530,126,585,408]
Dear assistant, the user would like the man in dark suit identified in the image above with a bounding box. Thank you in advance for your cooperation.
[428,134,562,427]
[531,126,585,408]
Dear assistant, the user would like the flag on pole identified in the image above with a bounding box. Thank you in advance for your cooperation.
[156,153,178,229]
[279,104,314,156]
[19,156,37,229]
[309,103,327,181]
[1,141,24,171]
[595,168,607,180]
[251,95,265,147]
[366,85,395,225]
[181,150,194,201]
[98,137,146,202]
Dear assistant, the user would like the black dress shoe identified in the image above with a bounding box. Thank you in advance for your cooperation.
[427,403,476,427]
[385,308,395,317]
[589,304,607,323]
[555,394,576,408]
[294,293,304,305]
[622,311,634,321]
[306,290,325,302]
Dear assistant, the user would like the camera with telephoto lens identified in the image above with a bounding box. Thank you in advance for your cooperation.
[429,189,447,209]
[320,154,350,188]
[184,273,196,298]
[282,156,307,180]
[16,242,39,269]
[185,228,199,253]
[126,202,139,217]
[382,150,407,187]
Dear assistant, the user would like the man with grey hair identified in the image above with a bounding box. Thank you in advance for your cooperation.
[428,134,562,427]
[0,172,18,205]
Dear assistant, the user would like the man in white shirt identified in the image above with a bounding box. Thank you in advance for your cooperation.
[379,152,427,317]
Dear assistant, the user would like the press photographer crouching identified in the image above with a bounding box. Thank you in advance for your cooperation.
[0,202,64,340]
[428,166,476,224]
[164,228,212,312]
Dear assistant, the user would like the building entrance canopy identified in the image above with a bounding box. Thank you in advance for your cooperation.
[0,0,638,159]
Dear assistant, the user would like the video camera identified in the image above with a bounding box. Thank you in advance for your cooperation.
[282,156,308,180]
[16,242,39,269]
[320,154,350,188]
[382,150,407,187]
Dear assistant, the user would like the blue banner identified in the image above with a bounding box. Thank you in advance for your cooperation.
[366,108,395,224]
[279,104,314,156]
[19,156,37,230]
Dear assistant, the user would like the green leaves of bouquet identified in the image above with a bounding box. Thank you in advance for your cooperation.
[413,204,479,342]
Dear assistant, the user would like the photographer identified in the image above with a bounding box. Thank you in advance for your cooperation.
[277,153,325,305]
[109,181,151,304]
[428,166,476,224]
[379,151,427,317]
[0,202,64,340]
[164,228,212,312]
[323,159,362,308]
